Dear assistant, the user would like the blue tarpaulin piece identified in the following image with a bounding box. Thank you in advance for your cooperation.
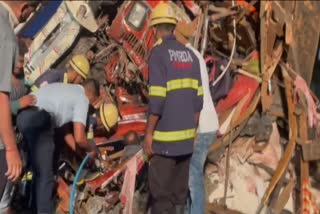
[18,0,62,38]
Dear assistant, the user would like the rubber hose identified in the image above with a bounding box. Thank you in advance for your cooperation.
[69,153,91,214]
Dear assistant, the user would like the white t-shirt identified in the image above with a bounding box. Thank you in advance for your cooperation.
[33,83,89,127]
[186,44,219,133]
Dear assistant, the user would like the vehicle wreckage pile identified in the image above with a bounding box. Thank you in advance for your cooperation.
[15,0,320,213]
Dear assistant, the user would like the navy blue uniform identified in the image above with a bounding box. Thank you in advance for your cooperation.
[148,35,203,157]
[148,34,203,214]
[31,68,68,91]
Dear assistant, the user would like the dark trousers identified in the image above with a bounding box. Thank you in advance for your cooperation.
[0,150,8,199]
[148,154,191,214]
[17,108,55,214]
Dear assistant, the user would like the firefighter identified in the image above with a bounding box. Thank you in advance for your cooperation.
[175,19,219,214]
[16,81,118,214]
[30,54,91,92]
[21,58,94,166]
[0,0,36,203]
[96,102,119,133]
[143,3,203,214]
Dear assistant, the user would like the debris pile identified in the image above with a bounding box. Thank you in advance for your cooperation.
[14,0,320,213]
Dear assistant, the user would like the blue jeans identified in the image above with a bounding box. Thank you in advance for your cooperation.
[17,108,55,214]
[188,132,216,214]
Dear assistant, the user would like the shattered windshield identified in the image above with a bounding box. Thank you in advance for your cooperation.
[125,2,148,30]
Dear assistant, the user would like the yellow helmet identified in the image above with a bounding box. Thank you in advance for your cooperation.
[69,55,90,79]
[99,102,119,131]
[150,2,177,27]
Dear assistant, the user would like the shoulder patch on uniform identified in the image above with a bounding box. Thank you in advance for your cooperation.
[153,38,163,47]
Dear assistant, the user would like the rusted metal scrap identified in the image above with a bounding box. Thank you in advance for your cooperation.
[13,0,320,213]
[207,0,320,213]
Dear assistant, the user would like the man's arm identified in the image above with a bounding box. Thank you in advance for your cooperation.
[0,92,22,181]
[57,123,87,158]
[145,114,160,136]
[0,37,22,181]
[194,112,200,127]
[73,122,92,152]
[58,123,77,151]
[10,95,37,115]
[71,93,92,151]
[64,132,76,151]
[143,48,167,156]
[0,93,17,150]
[143,114,160,156]
[62,123,87,158]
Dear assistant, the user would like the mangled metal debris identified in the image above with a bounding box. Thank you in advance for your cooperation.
[11,0,320,213]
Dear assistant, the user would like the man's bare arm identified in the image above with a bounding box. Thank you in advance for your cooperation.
[145,114,160,136]
[73,122,92,152]
[195,112,200,128]
[0,93,17,150]
[64,133,76,151]
[0,92,22,181]
[143,114,160,156]
[58,123,76,151]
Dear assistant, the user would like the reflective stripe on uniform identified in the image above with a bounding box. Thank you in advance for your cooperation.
[63,73,68,83]
[31,85,39,92]
[21,171,33,181]
[149,86,167,97]
[153,128,195,142]
[153,38,163,47]
[197,86,203,96]
[166,78,198,92]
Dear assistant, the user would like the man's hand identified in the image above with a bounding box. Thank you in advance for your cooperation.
[0,93,22,181]
[19,95,36,109]
[143,134,153,157]
[5,148,22,182]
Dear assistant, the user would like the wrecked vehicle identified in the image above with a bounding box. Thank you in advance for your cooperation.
[11,0,320,213]
[23,0,98,85]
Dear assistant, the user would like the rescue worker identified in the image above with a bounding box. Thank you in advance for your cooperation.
[30,54,90,92]
[175,19,219,214]
[16,80,118,214]
[143,3,203,214]
[21,55,93,161]
[0,0,36,202]
[16,82,89,213]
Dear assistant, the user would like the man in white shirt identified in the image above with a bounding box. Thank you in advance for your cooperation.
[175,19,219,214]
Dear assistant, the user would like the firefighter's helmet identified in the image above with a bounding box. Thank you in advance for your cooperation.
[150,2,177,27]
[100,102,119,131]
[69,55,90,79]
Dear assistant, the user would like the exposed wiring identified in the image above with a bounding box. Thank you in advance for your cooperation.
[69,153,91,214]
[211,0,237,87]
